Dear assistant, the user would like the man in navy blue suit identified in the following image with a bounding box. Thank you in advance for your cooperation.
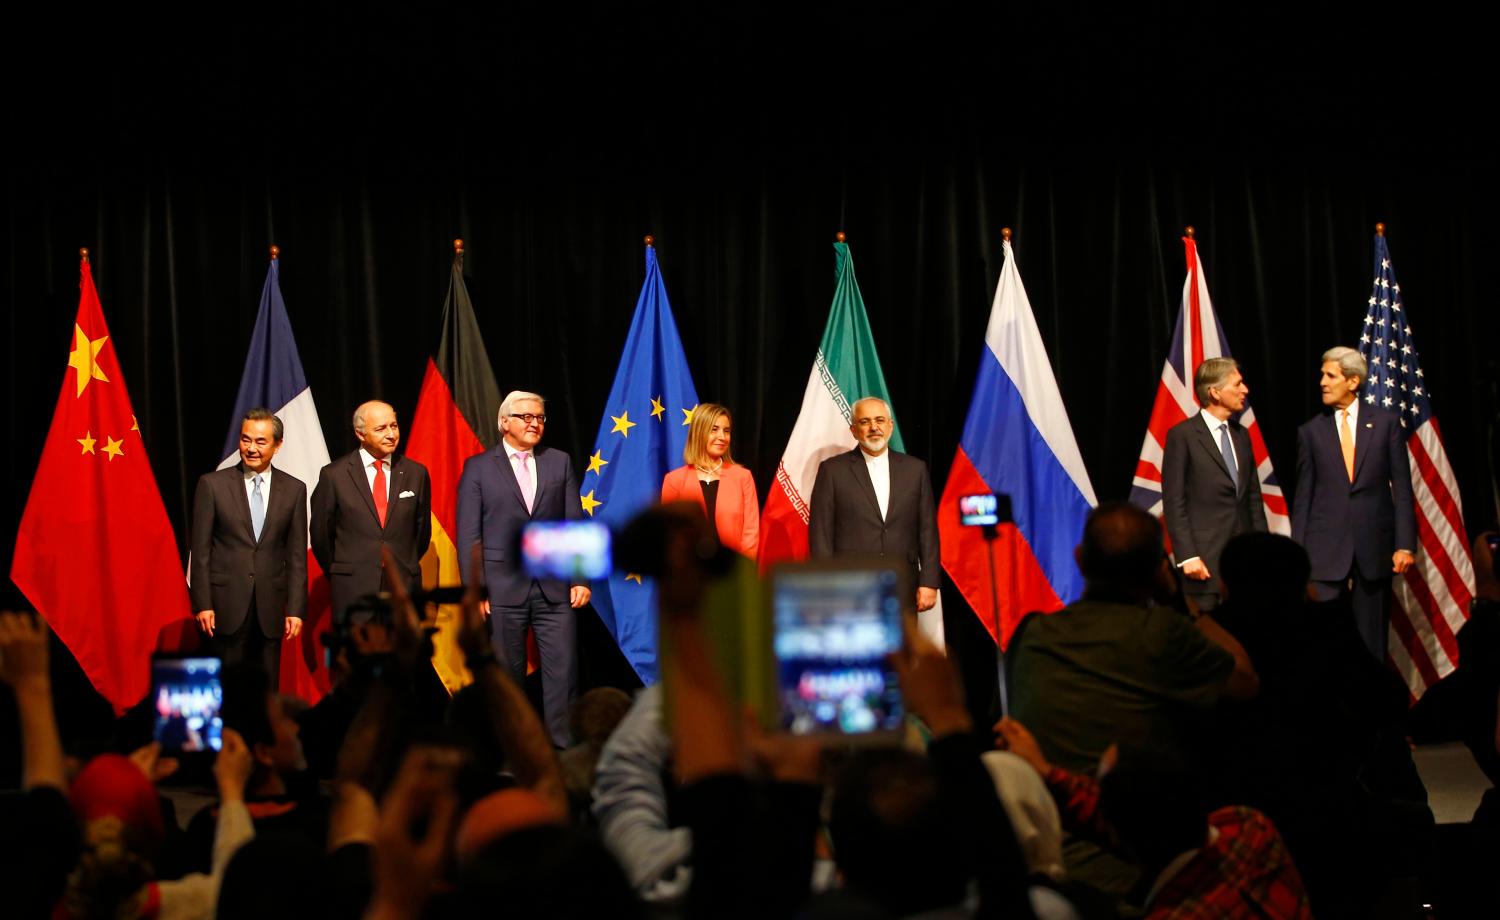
[457,390,590,747]
[1291,346,1416,662]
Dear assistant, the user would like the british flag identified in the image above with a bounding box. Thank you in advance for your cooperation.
[1130,232,1290,538]
[1357,229,1475,699]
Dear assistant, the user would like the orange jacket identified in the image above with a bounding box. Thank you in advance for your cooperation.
[661,463,760,558]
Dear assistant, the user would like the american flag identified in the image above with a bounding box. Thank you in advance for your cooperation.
[1130,233,1291,537]
[1357,230,1475,699]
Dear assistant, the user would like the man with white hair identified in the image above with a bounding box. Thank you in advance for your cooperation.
[1291,346,1416,661]
[457,390,589,747]
[808,396,940,612]
[310,399,432,622]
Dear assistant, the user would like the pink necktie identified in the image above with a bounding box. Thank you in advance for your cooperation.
[517,451,535,512]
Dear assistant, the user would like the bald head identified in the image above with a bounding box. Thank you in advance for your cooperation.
[1076,503,1164,601]
[353,400,399,460]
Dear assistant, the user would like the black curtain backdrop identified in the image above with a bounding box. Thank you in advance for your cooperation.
[4,5,1496,706]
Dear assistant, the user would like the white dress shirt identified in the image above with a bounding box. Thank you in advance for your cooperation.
[359,448,391,500]
[243,465,272,504]
[503,440,537,511]
[862,448,891,521]
[1335,398,1360,435]
[1200,409,1238,474]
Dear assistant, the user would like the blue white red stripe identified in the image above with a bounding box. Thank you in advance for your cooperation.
[214,256,332,702]
[939,238,1096,647]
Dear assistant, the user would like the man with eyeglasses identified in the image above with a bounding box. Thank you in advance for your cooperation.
[809,396,940,613]
[457,390,590,747]
[311,399,432,625]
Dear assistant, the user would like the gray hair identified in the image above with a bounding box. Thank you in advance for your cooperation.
[352,400,394,434]
[243,407,284,443]
[498,390,546,424]
[850,396,891,422]
[1321,346,1367,387]
[1193,357,1240,407]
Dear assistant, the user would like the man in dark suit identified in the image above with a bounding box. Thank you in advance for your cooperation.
[190,408,308,685]
[457,390,590,747]
[1161,357,1269,611]
[310,400,432,624]
[1292,346,1417,661]
[809,396,940,612]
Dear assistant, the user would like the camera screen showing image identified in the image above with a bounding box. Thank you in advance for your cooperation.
[521,520,612,581]
[151,656,223,753]
[772,563,905,738]
[959,492,1007,527]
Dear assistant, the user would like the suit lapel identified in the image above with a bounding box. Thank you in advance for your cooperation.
[1352,409,1376,484]
[848,450,884,521]
[530,447,550,510]
[230,465,257,543]
[346,452,382,528]
[1233,425,1256,493]
[388,459,410,531]
[1191,415,1237,489]
[254,468,279,546]
[490,446,530,515]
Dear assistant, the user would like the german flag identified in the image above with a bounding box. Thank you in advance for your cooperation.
[405,240,501,692]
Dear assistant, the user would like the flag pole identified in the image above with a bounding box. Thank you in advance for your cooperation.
[1376,222,1385,236]
[644,235,654,248]
[80,247,89,263]
[986,227,1014,714]
[1185,225,1195,239]
[270,245,280,261]
[835,231,846,242]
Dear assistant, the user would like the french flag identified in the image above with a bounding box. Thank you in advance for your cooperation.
[938,232,1096,647]
[216,251,333,702]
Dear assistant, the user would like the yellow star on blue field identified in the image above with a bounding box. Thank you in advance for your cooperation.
[681,404,697,426]
[650,396,666,421]
[610,411,637,437]
[580,490,602,516]
[586,450,608,475]
[67,324,110,397]
[101,435,125,461]
[624,573,643,585]
[78,431,97,455]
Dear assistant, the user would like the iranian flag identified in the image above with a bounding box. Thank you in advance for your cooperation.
[759,235,944,645]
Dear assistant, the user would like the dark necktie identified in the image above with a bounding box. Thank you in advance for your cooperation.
[1218,423,1238,488]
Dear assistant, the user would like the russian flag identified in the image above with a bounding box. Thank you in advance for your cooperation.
[938,232,1096,647]
[215,250,333,701]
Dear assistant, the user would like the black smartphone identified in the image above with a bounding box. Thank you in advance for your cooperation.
[520,520,613,582]
[151,654,224,754]
[770,560,906,742]
[959,492,1013,527]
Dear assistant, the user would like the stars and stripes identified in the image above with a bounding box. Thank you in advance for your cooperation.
[1358,231,1475,699]
[1130,234,1290,537]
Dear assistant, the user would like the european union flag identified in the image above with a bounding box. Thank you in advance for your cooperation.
[583,241,699,684]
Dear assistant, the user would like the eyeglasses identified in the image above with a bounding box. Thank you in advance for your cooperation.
[509,413,547,425]
[854,416,890,427]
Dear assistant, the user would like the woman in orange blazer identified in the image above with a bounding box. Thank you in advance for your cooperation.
[661,403,759,558]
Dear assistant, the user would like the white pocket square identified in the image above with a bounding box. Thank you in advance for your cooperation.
[399,490,416,498]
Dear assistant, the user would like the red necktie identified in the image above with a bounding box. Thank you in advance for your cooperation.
[372,460,388,527]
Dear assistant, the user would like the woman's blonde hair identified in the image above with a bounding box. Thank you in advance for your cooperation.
[683,403,734,468]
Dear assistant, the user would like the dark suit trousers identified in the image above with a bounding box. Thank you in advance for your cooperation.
[210,598,281,688]
[492,581,575,748]
[1312,570,1389,663]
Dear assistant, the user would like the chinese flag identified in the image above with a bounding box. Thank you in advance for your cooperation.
[11,253,193,714]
